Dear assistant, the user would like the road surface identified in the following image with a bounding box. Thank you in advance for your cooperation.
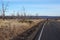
[38,20,60,40]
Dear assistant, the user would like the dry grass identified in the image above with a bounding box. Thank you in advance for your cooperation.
[0,19,44,40]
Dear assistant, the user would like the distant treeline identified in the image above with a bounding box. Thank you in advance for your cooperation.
[0,16,39,19]
[0,16,60,19]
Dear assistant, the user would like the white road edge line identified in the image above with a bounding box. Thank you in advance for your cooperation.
[38,22,47,40]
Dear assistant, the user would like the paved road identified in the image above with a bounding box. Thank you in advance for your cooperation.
[38,21,60,40]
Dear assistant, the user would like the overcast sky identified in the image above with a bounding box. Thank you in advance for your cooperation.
[0,0,60,16]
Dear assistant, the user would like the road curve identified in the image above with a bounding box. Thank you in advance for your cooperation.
[38,21,60,40]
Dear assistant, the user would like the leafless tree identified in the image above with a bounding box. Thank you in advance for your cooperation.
[36,13,39,19]
[1,0,8,19]
[22,6,27,20]
[36,13,38,16]
[11,11,15,17]
[0,10,1,16]
[22,6,26,17]
[16,11,20,19]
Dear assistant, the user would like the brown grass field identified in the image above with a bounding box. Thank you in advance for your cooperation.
[0,19,44,40]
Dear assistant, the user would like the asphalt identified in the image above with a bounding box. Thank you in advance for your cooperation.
[39,21,60,40]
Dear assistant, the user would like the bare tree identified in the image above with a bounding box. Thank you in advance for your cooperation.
[17,11,20,17]
[36,13,39,19]
[11,11,15,17]
[36,13,38,16]
[22,6,26,17]
[0,10,1,16]
[1,0,8,19]
[22,6,27,20]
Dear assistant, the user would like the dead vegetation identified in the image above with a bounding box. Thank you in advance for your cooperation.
[0,19,44,40]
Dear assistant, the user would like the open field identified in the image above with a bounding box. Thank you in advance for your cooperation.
[0,19,44,40]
